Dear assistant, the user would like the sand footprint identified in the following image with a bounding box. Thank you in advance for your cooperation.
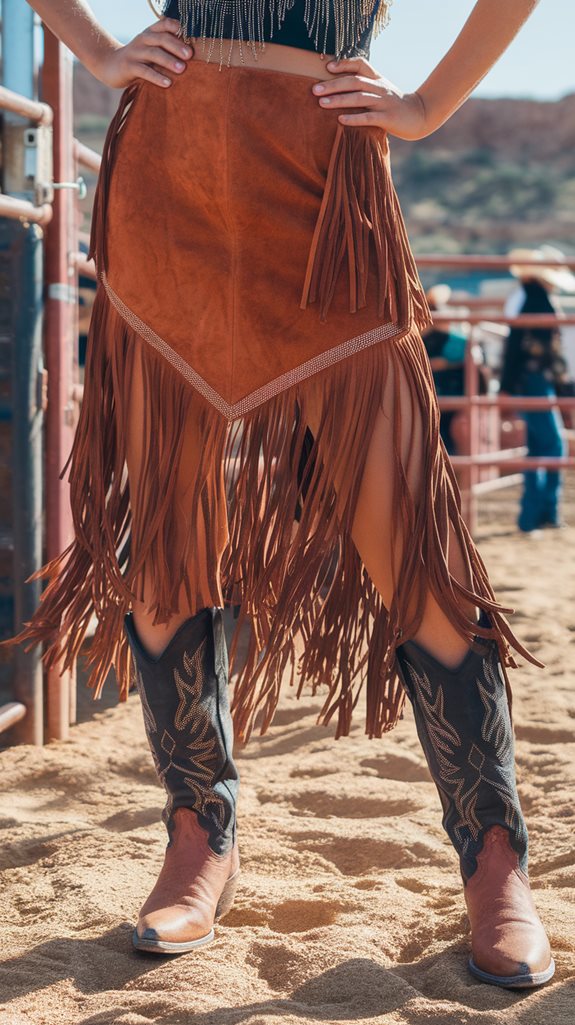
[0,838,60,871]
[269,898,338,933]
[289,834,433,875]
[223,898,338,933]
[289,765,341,780]
[514,724,575,744]
[249,940,311,991]
[219,905,268,928]
[360,754,430,784]
[269,705,321,728]
[396,911,466,964]
[288,792,421,819]
[100,807,160,833]
[394,876,430,895]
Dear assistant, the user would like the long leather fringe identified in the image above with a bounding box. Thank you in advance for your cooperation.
[1,75,541,742]
[224,325,540,743]
[300,124,431,329]
[4,301,539,740]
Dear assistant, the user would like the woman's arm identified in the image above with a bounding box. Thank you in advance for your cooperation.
[313,0,540,139]
[25,1,193,88]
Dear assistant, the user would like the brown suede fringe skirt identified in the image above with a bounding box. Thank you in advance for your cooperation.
[9,61,538,742]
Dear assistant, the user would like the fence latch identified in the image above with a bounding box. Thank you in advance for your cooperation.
[22,125,54,204]
[53,177,88,201]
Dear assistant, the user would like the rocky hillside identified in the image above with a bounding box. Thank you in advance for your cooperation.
[73,62,575,256]
[390,93,575,255]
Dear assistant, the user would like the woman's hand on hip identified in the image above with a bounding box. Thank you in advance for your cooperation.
[312,57,431,141]
[93,19,194,90]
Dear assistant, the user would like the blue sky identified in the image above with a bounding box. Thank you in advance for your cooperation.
[88,0,575,100]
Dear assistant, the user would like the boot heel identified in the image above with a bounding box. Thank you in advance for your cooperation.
[215,870,240,921]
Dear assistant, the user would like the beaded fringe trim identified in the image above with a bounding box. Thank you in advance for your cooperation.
[150,0,392,63]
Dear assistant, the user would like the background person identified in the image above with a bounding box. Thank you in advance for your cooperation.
[423,285,465,455]
[500,247,575,533]
[77,239,97,368]
[423,284,490,456]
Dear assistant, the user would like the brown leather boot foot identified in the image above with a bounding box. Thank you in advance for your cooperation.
[133,808,240,954]
[465,826,554,988]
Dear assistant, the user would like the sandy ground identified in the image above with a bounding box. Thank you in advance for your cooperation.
[1,487,574,1025]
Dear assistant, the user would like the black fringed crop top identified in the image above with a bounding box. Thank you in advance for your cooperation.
[158,0,391,62]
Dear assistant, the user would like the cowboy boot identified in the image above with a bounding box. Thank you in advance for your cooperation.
[124,606,240,954]
[395,633,554,988]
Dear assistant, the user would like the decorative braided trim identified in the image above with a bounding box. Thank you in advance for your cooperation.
[101,271,404,421]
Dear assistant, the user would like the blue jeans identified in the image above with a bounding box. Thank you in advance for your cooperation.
[518,373,566,532]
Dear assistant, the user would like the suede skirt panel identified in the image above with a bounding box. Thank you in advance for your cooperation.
[102,61,430,416]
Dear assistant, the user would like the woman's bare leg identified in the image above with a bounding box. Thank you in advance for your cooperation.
[304,356,476,668]
[350,361,475,667]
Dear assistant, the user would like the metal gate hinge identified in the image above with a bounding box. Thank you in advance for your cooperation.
[52,177,87,200]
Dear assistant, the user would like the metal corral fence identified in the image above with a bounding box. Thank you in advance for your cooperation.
[422,298,575,535]
[1,13,574,745]
[0,7,102,745]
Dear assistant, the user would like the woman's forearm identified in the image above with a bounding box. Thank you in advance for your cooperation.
[25,1,121,76]
[416,0,540,133]
[311,0,541,140]
[26,3,193,91]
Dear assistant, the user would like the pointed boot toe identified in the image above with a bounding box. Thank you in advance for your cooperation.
[465,827,554,988]
[133,903,216,954]
[132,921,215,954]
[133,872,239,953]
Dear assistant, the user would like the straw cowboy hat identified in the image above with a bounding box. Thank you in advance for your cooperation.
[508,245,575,293]
[426,283,452,309]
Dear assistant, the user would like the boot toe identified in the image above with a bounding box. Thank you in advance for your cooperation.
[468,954,555,989]
[464,828,554,989]
[135,903,214,946]
[133,909,215,953]
[469,916,554,987]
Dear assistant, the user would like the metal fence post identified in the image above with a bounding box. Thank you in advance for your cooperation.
[2,0,45,744]
[10,221,45,745]
[41,30,78,741]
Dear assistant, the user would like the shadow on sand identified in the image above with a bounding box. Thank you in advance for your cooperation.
[2,931,572,1024]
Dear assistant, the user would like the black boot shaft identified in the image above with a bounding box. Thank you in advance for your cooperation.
[125,608,239,855]
[396,636,528,880]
